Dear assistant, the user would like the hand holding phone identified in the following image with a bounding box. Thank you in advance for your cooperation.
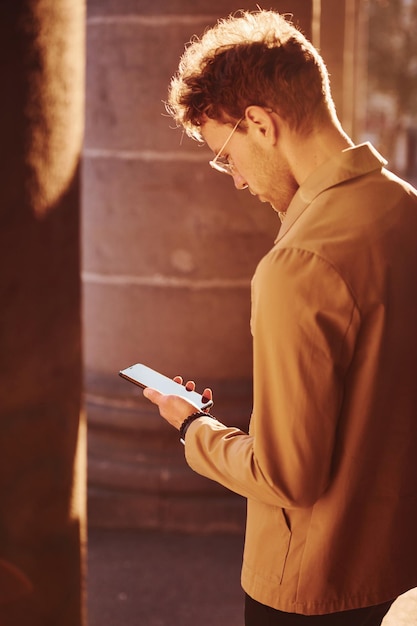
[119,363,213,411]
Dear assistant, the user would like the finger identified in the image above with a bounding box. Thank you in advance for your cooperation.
[173,376,183,384]
[202,387,213,401]
[143,387,163,405]
[185,380,196,391]
[202,387,213,409]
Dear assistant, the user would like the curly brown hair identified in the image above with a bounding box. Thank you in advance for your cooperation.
[167,10,336,140]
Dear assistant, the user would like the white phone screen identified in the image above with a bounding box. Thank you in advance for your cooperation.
[119,363,213,411]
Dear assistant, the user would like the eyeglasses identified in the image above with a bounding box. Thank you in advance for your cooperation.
[209,117,244,175]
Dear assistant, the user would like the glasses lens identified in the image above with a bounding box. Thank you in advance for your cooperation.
[209,158,232,175]
[209,117,243,175]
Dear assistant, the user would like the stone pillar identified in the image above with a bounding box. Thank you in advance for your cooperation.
[319,0,368,140]
[83,1,313,531]
[0,2,86,625]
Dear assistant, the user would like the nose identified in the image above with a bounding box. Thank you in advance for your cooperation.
[232,172,248,190]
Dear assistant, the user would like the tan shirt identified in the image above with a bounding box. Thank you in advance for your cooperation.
[185,143,417,614]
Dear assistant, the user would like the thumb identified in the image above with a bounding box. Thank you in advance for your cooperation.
[143,387,162,405]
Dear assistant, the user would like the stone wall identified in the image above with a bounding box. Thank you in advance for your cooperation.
[82,1,324,531]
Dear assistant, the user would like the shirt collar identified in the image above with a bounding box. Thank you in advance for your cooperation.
[275,142,388,243]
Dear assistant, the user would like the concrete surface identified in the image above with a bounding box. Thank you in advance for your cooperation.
[87,527,417,626]
[87,528,245,626]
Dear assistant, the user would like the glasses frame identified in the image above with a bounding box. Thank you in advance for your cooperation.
[209,117,244,175]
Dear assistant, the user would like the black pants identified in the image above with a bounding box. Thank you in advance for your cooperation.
[245,594,394,626]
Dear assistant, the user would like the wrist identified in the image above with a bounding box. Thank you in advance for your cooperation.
[179,411,214,445]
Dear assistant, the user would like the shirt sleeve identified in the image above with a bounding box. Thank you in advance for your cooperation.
[185,246,360,509]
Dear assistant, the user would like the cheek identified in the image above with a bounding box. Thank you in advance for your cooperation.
[235,147,263,182]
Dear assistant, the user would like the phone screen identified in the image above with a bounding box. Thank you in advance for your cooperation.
[119,363,213,411]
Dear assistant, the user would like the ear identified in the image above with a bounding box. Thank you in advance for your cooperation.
[244,106,279,145]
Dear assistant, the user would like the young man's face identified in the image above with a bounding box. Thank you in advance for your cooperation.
[202,116,298,214]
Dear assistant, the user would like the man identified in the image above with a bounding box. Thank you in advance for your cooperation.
[143,9,417,625]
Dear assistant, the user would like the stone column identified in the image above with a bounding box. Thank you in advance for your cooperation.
[0,1,86,625]
[319,0,368,140]
[83,1,313,531]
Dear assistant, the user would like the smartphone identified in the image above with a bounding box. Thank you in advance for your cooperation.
[119,363,213,411]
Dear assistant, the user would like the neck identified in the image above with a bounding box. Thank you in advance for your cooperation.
[282,121,354,186]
